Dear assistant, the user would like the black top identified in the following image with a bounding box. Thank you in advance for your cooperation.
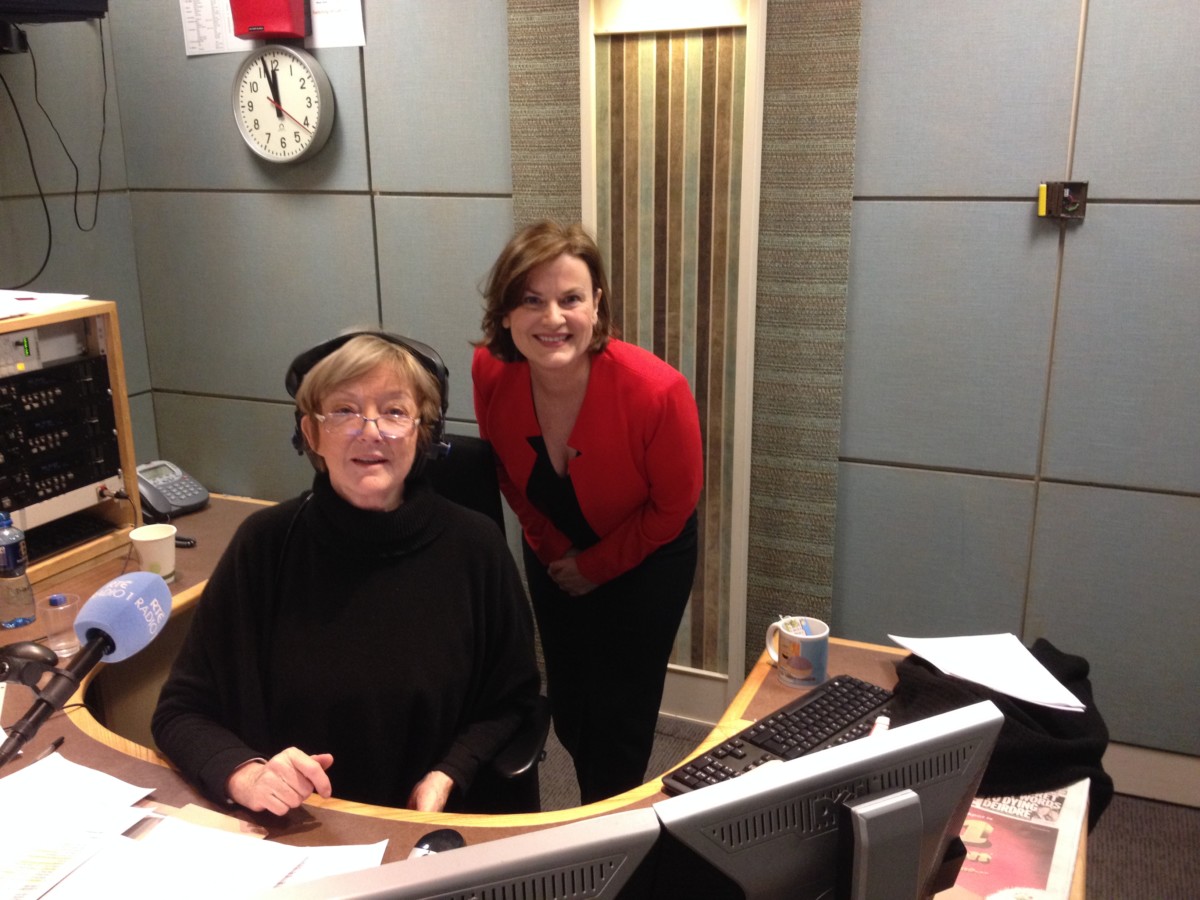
[152,473,539,809]
[524,436,599,550]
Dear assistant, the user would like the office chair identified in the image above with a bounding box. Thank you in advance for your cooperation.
[428,433,550,814]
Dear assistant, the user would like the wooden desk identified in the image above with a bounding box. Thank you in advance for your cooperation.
[1,497,1085,895]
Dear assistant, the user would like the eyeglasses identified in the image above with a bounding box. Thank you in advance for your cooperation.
[314,410,421,440]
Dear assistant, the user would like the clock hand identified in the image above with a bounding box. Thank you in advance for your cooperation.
[261,59,284,120]
[264,96,313,135]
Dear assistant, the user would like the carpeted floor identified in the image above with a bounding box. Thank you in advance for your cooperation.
[538,716,1200,898]
[538,714,711,811]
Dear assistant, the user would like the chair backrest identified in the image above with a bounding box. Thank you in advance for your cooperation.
[426,433,505,534]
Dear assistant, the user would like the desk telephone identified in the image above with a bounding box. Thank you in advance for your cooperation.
[136,460,210,521]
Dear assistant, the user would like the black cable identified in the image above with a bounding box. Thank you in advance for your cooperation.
[0,53,53,289]
[28,18,107,231]
[0,19,109,289]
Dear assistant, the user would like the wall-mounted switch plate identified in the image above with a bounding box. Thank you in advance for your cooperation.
[1038,181,1088,220]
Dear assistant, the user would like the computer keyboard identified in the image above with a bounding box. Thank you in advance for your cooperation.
[661,674,894,795]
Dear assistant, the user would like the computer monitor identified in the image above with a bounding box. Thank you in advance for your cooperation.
[266,700,1002,899]
[266,806,663,899]
[647,699,1004,900]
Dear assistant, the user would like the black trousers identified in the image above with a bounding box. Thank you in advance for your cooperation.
[523,513,697,805]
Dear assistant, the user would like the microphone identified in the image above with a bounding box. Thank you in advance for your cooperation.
[0,571,172,769]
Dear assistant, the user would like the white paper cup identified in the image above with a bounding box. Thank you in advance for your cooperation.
[129,523,177,583]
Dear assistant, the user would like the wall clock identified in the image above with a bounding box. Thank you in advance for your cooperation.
[232,45,335,163]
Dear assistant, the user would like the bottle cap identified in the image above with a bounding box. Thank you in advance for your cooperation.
[49,593,68,607]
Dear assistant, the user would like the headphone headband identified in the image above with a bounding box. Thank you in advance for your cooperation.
[285,331,450,457]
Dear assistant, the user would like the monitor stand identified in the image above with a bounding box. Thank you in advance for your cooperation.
[843,788,924,900]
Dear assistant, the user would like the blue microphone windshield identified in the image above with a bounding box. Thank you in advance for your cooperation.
[72,571,173,663]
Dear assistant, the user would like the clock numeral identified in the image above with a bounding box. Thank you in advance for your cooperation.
[253,118,261,131]
[280,136,288,149]
[246,99,255,112]
[294,131,302,144]
[299,77,307,89]
[305,96,313,109]
[249,80,259,93]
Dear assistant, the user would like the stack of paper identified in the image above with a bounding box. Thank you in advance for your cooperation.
[888,633,1086,711]
[0,754,386,897]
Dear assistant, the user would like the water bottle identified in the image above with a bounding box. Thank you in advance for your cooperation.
[0,511,37,629]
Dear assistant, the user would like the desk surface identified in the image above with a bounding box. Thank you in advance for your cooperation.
[1,497,1085,895]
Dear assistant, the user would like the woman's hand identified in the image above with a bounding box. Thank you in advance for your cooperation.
[407,770,456,812]
[548,555,598,596]
[226,747,334,815]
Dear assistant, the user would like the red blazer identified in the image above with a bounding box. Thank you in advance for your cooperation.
[472,340,703,586]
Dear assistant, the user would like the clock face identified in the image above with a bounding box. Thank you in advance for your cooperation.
[232,45,335,163]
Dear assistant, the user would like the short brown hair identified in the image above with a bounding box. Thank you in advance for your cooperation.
[477,220,616,362]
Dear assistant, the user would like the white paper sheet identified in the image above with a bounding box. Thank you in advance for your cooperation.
[179,0,365,56]
[888,633,1086,711]
[0,291,89,320]
[45,816,306,899]
[0,755,156,899]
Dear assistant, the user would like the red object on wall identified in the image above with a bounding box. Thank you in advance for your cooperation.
[229,0,309,39]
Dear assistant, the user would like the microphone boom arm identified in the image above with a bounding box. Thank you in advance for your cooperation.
[0,638,110,769]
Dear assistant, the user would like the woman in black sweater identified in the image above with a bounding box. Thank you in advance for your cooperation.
[152,332,539,815]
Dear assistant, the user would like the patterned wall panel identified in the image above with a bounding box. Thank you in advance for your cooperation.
[595,29,746,673]
[507,0,583,227]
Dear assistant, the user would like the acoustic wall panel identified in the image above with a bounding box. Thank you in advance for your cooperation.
[0,17,126,197]
[374,194,514,426]
[1027,483,1200,755]
[832,463,1033,646]
[842,201,1058,475]
[0,195,150,394]
[364,0,512,194]
[854,1,1078,197]
[132,191,378,401]
[155,394,313,502]
[1073,1,1200,199]
[1043,205,1200,493]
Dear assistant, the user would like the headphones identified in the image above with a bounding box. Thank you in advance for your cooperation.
[285,330,450,459]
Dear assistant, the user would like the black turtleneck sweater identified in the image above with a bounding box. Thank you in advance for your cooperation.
[151,473,539,809]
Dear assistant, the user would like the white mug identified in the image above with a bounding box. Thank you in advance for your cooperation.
[765,615,829,687]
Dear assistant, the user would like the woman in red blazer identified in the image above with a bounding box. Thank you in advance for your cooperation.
[473,220,703,804]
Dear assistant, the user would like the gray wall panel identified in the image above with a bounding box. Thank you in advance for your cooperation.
[0,194,150,393]
[132,192,378,400]
[0,18,126,196]
[128,391,159,465]
[108,5,367,191]
[1044,205,1200,493]
[842,202,1057,474]
[155,394,312,502]
[1027,483,1200,754]
[854,1,1078,196]
[364,0,512,194]
[1074,2,1200,199]
[375,195,513,425]
[832,463,1033,645]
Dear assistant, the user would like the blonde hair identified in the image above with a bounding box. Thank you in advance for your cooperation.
[295,334,441,454]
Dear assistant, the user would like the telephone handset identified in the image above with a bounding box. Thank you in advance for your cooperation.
[136,460,210,522]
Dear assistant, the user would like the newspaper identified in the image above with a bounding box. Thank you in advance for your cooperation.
[940,778,1089,899]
